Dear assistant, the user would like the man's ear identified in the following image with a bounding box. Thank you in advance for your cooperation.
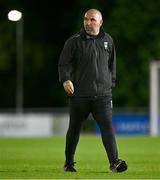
[100,19,103,26]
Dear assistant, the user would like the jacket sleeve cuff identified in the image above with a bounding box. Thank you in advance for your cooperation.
[59,76,71,83]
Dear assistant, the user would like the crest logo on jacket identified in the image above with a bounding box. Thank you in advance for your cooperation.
[104,42,108,50]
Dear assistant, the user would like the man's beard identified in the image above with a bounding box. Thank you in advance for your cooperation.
[85,29,97,36]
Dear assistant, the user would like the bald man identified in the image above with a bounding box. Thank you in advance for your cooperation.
[58,9,127,173]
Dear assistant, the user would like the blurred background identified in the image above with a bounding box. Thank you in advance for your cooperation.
[0,0,160,136]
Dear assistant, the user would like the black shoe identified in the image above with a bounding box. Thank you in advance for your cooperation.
[110,159,127,172]
[64,162,76,172]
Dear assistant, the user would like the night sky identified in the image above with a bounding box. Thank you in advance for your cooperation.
[1,1,80,44]
[0,1,84,109]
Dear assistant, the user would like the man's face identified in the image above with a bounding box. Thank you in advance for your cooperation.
[84,10,102,36]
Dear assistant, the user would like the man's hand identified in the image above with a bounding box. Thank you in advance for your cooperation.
[63,80,74,94]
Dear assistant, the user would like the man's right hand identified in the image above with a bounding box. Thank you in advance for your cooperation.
[63,80,74,95]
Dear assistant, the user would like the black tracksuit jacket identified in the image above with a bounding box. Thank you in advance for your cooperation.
[58,28,116,97]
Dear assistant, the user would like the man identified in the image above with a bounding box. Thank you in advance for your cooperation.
[58,8,127,173]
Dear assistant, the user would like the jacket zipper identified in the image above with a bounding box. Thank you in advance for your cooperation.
[93,39,98,96]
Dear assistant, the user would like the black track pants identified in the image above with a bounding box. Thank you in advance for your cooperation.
[65,96,118,164]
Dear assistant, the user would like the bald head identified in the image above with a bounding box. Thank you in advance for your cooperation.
[85,9,103,21]
[84,9,103,36]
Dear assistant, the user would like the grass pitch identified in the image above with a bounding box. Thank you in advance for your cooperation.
[0,135,160,179]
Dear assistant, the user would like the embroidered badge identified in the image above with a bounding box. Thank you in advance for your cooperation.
[104,42,108,50]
